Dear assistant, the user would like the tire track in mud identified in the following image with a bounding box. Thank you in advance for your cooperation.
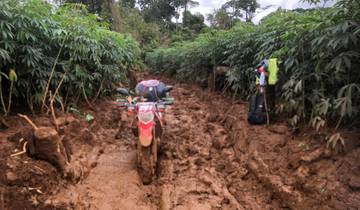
[48,79,283,210]
[47,110,161,210]
[154,82,282,210]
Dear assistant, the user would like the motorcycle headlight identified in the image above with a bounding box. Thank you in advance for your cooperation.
[138,111,154,123]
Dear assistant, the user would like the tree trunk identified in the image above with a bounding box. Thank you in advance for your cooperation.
[107,0,122,32]
[183,1,188,25]
[32,127,70,175]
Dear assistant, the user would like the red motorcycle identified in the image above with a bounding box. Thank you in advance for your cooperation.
[115,87,173,184]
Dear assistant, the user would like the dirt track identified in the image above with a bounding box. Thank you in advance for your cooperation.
[1,77,360,210]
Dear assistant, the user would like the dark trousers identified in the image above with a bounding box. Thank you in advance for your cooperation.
[266,85,276,111]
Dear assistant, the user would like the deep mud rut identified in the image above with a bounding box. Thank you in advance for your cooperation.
[1,76,360,210]
[47,82,249,210]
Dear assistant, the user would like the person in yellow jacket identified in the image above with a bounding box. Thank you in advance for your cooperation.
[255,58,279,111]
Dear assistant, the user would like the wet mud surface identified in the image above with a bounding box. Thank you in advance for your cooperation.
[0,77,359,209]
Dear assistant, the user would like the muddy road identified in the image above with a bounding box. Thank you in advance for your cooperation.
[1,77,360,210]
[47,82,248,210]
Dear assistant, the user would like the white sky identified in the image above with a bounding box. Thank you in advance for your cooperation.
[189,0,335,24]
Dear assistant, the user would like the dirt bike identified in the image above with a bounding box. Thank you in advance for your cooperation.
[115,87,173,184]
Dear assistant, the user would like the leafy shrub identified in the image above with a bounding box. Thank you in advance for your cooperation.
[146,0,360,128]
[0,0,140,114]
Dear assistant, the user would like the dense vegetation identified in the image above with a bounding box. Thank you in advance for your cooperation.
[146,0,360,135]
[0,0,140,114]
[1,0,359,148]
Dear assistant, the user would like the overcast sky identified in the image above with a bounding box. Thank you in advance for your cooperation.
[189,0,335,24]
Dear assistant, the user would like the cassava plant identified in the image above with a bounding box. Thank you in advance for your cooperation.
[0,0,141,114]
[146,0,360,133]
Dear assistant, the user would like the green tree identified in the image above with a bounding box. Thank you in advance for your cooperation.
[207,8,233,29]
[57,0,122,32]
[118,5,162,50]
[180,0,199,24]
[107,0,122,32]
[57,0,104,14]
[121,0,136,8]
[183,11,205,33]
[138,0,177,26]
[223,0,259,22]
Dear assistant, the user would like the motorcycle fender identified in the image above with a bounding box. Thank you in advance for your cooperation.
[138,121,154,147]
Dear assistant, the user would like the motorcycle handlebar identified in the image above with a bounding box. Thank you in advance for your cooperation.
[113,101,133,108]
[114,98,174,109]
[163,101,173,105]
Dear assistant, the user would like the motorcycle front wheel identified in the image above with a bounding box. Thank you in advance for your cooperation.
[137,141,157,185]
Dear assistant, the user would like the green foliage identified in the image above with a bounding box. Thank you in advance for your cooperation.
[146,0,360,128]
[0,0,140,114]
[182,11,206,33]
[222,0,259,22]
[207,8,234,30]
[61,0,105,14]
[118,6,162,51]
[139,0,178,25]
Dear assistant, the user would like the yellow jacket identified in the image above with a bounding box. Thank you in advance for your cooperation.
[268,58,278,85]
[255,58,278,85]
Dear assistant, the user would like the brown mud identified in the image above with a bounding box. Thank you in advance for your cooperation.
[0,76,359,210]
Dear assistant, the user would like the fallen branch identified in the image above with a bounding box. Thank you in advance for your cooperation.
[18,114,38,130]
[33,165,47,174]
[10,141,28,157]
[28,187,44,194]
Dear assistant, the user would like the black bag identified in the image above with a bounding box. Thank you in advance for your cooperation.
[248,94,268,125]
[135,81,167,102]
